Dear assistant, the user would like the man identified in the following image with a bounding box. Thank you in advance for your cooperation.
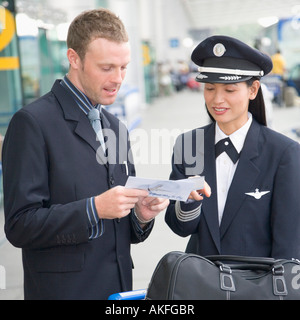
[271,49,286,78]
[2,9,169,300]
[271,49,286,106]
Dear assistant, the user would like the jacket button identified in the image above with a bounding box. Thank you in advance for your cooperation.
[110,177,115,185]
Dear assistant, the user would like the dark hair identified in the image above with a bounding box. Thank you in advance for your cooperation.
[205,77,267,126]
[247,78,267,126]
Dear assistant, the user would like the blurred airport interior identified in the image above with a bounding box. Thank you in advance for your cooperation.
[0,0,300,135]
[1,0,300,300]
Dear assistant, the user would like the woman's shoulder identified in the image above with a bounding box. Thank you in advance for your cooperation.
[261,125,299,147]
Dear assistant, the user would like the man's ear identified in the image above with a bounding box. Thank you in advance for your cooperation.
[67,48,81,70]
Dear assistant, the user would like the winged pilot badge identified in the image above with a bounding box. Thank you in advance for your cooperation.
[245,189,270,200]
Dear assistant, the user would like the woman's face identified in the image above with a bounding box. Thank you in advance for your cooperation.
[204,81,260,135]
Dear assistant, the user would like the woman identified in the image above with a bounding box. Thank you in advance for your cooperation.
[165,35,300,259]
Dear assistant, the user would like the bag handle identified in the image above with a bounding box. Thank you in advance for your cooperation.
[216,263,272,272]
[206,255,289,296]
[206,255,277,266]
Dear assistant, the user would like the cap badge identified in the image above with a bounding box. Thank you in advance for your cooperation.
[213,43,226,57]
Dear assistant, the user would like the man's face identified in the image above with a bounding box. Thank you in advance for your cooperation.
[72,38,131,106]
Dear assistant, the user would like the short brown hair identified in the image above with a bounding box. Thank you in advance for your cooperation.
[67,8,129,61]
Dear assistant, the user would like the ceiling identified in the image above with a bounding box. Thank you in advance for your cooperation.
[15,0,96,24]
[14,0,300,30]
[181,0,300,29]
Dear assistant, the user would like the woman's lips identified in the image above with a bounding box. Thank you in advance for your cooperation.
[213,107,228,115]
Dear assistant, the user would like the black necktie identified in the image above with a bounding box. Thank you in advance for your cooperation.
[215,138,240,164]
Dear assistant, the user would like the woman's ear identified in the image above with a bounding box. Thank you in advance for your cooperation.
[249,80,261,100]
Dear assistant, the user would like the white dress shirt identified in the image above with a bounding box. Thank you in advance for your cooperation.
[215,112,253,225]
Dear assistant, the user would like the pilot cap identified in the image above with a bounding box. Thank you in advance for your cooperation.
[191,35,273,83]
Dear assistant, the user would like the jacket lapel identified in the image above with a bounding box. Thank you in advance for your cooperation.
[220,120,261,238]
[51,80,108,166]
[202,123,221,253]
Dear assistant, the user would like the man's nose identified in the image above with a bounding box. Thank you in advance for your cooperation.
[111,69,124,84]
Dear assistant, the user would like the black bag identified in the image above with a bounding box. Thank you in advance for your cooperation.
[146,251,300,300]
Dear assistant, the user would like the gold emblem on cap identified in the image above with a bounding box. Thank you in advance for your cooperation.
[213,43,226,57]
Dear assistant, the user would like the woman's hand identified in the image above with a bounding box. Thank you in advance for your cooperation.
[188,179,211,201]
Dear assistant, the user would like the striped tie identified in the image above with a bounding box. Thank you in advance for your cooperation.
[88,108,105,152]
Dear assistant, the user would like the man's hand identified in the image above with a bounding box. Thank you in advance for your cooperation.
[94,186,149,219]
[135,197,170,225]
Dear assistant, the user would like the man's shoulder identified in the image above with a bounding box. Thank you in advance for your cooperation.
[18,91,58,119]
[7,90,62,133]
[20,80,65,115]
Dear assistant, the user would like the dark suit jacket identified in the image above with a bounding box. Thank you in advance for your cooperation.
[2,80,152,300]
[166,120,300,259]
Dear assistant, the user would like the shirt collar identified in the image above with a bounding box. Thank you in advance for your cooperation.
[215,112,253,153]
[61,75,102,115]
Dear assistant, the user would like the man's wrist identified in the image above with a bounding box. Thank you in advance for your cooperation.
[134,210,154,224]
